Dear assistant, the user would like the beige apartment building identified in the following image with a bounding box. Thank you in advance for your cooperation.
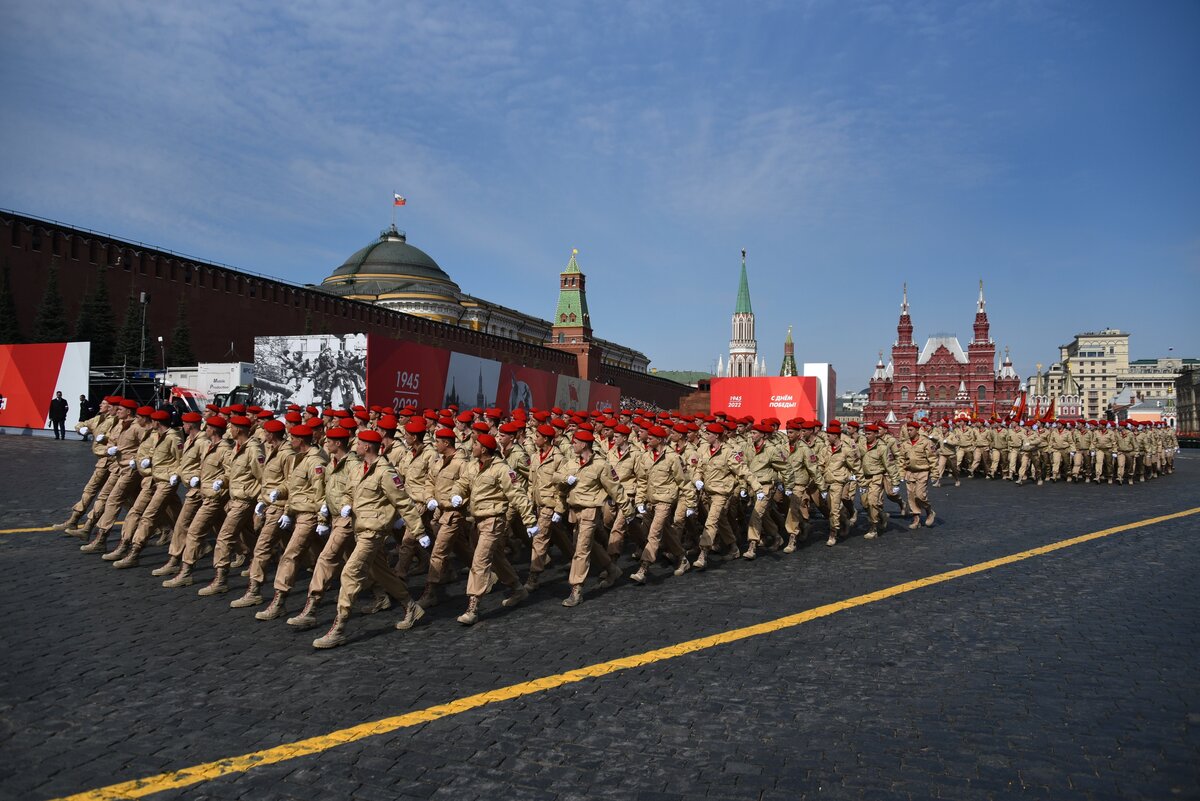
[1030,328,1195,420]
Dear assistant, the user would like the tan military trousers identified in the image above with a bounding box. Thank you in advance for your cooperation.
[167,489,202,559]
[131,480,182,546]
[214,498,254,569]
[568,507,612,587]
[307,516,355,594]
[641,501,684,563]
[825,482,848,536]
[71,459,111,517]
[83,466,120,528]
[115,476,156,541]
[393,504,431,579]
[426,509,474,585]
[1093,449,1110,481]
[466,515,519,596]
[700,493,735,550]
[1006,449,1019,479]
[988,448,1003,477]
[603,501,644,556]
[337,527,411,617]
[784,484,820,535]
[529,507,594,575]
[248,506,286,584]
[273,511,319,593]
[97,467,140,531]
[746,492,779,544]
[181,495,226,566]
[905,470,932,515]
[862,475,886,532]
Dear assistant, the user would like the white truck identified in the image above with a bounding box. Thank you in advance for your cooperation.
[164,362,254,401]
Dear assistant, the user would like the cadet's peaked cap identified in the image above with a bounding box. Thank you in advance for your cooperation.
[357,429,383,444]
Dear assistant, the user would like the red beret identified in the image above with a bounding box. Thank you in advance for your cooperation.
[477,433,499,451]
[354,411,369,421]
[437,416,454,427]
[578,422,594,432]
[205,416,227,429]
[550,419,567,429]
[136,405,154,417]
[289,425,313,438]
[305,405,318,415]
[423,409,437,420]
[498,422,522,434]
[647,425,668,438]
[865,424,880,432]
[705,423,725,435]
[485,408,503,420]
[229,415,253,428]
[287,404,301,412]
[325,427,349,440]
[358,429,383,444]
[376,416,398,431]
[827,423,842,434]
[399,406,417,416]
[551,407,564,415]
[151,410,171,422]
[339,418,357,430]
[248,405,262,413]
[284,411,303,423]
[573,430,595,442]
[753,423,773,433]
[673,423,689,434]
[537,424,556,437]
[181,412,203,423]
[262,420,286,434]
[204,403,218,411]
[532,410,550,422]
[613,424,632,435]
[471,421,491,433]
[257,410,275,420]
[435,427,456,439]
[404,420,427,434]
[456,411,474,423]
[230,404,246,413]
[847,420,861,429]
[304,417,324,429]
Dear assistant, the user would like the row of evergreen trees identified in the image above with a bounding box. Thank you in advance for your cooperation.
[0,262,196,367]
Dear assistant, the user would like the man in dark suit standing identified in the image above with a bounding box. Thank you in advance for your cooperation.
[49,391,69,440]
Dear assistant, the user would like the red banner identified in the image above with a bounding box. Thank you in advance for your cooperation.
[708,377,818,421]
[365,339,450,412]
[0,342,91,429]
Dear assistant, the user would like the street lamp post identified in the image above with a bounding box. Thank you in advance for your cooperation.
[139,291,150,368]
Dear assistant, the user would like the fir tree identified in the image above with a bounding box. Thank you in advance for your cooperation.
[168,296,196,367]
[0,262,20,344]
[32,265,69,343]
[75,266,117,364]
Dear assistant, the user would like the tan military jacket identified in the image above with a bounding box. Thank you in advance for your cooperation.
[429,451,468,508]
[258,441,296,504]
[897,436,935,474]
[607,446,640,495]
[199,438,232,499]
[821,440,860,485]
[556,453,631,514]
[787,439,827,492]
[149,428,182,482]
[1021,429,1044,452]
[396,446,437,508]
[500,444,531,487]
[859,438,902,483]
[320,451,361,518]
[223,438,265,501]
[745,440,793,492]
[177,431,206,483]
[672,441,702,483]
[1047,429,1072,452]
[695,442,755,496]
[285,445,328,513]
[343,457,407,531]
[109,419,146,468]
[634,448,695,507]
[529,446,566,512]
[134,427,158,478]
[78,413,115,457]
[456,458,535,523]
[1093,429,1115,452]
[1005,429,1023,449]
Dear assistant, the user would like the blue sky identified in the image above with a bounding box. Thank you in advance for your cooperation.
[2,1,1197,390]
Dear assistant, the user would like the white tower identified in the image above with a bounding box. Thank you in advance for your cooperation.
[728,248,759,377]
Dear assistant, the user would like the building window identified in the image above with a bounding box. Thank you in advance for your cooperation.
[978,385,986,402]
[557,332,564,343]
[31,229,42,251]
[569,312,576,322]
[900,387,909,402]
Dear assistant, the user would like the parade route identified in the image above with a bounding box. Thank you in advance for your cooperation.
[2,437,1197,801]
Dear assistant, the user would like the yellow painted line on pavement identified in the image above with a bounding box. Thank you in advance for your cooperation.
[0,521,123,536]
[49,506,1200,801]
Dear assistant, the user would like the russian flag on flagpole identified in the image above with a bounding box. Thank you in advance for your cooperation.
[393,193,406,206]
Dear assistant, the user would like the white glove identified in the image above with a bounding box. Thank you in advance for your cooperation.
[740,489,747,498]
[169,474,179,487]
[892,486,900,495]
[340,504,352,518]
[849,474,857,482]
[685,508,695,518]
[254,501,266,516]
[450,494,462,508]
[140,458,152,469]
[189,476,200,488]
[1090,451,1095,456]
[526,525,539,538]
[637,503,646,515]
[694,479,704,491]
[1112,453,1118,460]
[551,512,561,523]
[756,491,765,501]
[212,479,224,491]
[316,524,330,537]
[319,503,329,518]
[96,434,106,443]
[419,534,431,548]
[426,498,439,511]
[269,490,279,503]
[1069,451,1076,457]
[79,426,89,435]
[566,475,578,486]
[128,459,137,469]
[279,514,292,529]
[784,489,793,496]
[821,491,828,499]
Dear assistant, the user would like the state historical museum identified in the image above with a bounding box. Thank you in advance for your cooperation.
[865,283,1020,423]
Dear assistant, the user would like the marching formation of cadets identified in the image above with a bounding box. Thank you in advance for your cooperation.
[59,398,1179,649]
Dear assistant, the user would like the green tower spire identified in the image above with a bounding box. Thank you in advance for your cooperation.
[734,248,752,314]
[780,325,798,376]
[552,248,590,334]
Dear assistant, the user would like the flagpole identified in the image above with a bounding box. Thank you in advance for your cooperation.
[391,194,396,229]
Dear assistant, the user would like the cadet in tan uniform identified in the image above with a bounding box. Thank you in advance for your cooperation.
[415,427,474,608]
[390,418,437,581]
[287,426,360,629]
[80,400,146,554]
[59,397,117,534]
[818,422,860,546]
[151,412,207,577]
[742,422,792,559]
[631,425,693,582]
[312,429,423,649]
[692,422,755,568]
[603,424,643,558]
[783,420,827,551]
[555,430,626,606]
[897,424,937,529]
[100,406,160,562]
[113,410,183,568]
[452,434,538,624]
[198,415,263,597]
[231,419,295,609]
[858,424,901,538]
[254,424,328,621]
[162,416,232,587]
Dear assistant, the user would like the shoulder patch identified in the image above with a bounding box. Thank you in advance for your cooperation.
[733,453,743,463]
[314,465,324,475]
[610,467,619,480]
[392,475,403,486]
[257,456,265,464]
[508,470,518,483]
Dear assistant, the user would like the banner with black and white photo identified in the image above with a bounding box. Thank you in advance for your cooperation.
[254,333,367,410]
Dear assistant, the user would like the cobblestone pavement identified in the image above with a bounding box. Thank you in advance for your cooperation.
[1,435,1197,801]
